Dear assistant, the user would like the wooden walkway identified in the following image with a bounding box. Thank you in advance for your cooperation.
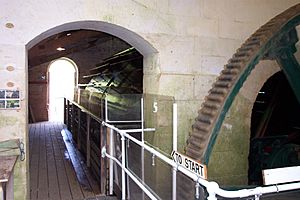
[29,121,104,200]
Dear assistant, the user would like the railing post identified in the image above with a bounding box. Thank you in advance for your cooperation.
[86,115,91,167]
[121,134,126,200]
[141,98,145,200]
[172,103,177,200]
[100,124,108,194]
[206,182,219,200]
[77,110,81,150]
[64,98,67,125]
[109,128,114,195]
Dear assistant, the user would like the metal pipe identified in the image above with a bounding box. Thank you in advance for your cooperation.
[141,98,145,200]
[123,128,155,133]
[104,151,158,200]
[173,103,177,152]
[172,103,177,200]
[121,135,126,200]
[105,98,108,122]
[109,128,114,195]
[215,182,300,198]
[105,120,142,123]
[141,98,144,143]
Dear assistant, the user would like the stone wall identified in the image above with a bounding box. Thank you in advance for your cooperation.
[0,1,299,199]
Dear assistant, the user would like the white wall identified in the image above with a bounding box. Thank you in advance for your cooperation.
[0,0,299,198]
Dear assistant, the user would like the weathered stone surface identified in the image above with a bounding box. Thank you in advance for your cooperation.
[208,94,252,186]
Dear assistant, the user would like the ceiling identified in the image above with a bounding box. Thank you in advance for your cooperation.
[28,30,112,67]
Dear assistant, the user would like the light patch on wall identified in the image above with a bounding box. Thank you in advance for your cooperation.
[56,47,65,51]
[223,123,232,130]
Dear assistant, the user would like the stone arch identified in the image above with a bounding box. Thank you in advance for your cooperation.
[26,20,160,95]
[26,20,157,56]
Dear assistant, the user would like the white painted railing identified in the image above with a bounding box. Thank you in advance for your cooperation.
[101,98,300,200]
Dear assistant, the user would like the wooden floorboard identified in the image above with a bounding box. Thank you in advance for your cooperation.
[29,121,101,200]
[37,122,49,200]
[47,124,60,200]
[50,122,73,200]
[61,128,95,198]
[30,123,39,200]
[53,122,85,200]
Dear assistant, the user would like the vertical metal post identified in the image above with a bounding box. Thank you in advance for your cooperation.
[77,110,81,150]
[141,98,144,143]
[86,115,91,167]
[121,135,126,200]
[63,98,67,125]
[172,103,177,200]
[141,98,145,200]
[109,128,114,195]
[195,182,200,199]
[206,182,219,200]
[105,98,108,122]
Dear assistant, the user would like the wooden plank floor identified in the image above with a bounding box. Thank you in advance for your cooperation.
[29,121,104,200]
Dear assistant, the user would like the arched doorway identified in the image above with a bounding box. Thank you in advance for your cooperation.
[249,71,300,185]
[48,58,77,122]
[27,21,158,123]
[26,21,157,199]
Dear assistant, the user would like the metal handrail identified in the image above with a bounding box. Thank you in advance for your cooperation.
[101,121,300,200]
[66,97,300,199]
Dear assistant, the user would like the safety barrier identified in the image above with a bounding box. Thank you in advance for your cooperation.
[100,97,300,200]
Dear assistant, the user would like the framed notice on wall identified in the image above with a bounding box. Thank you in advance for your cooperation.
[0,89,20,109]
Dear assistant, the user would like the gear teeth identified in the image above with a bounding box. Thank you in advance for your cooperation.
[213,80,232,88]
[221,68,239,75]
[264,20,277,26]
[206,94,224,102]
[188,133,209,144]
[202,100,221,109]
[185,146,204,159]
[200,107,217,117]
[234,51,250,58]
[192,121,210,132]
[225,62,242,69]
[209,87,228,95]
[182,4,300,199]
[218,74,236,81]
[197,113,214,124]
[189,138,208,150]
[238,46,255,53]
[229,57,247,63]
[252,31,270,37]
[244,38,261,46]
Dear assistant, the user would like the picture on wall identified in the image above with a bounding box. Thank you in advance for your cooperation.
[0,89,21,109]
